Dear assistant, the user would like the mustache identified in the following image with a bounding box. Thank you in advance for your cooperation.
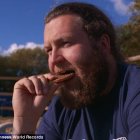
[52,66,76,74]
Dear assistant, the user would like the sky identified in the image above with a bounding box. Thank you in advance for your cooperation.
[0,0,133,55]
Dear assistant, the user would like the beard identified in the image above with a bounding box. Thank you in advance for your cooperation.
[57,50,109,109]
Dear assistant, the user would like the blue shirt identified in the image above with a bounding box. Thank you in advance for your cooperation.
[36,64,140,140]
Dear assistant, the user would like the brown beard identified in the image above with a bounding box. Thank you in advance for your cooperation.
[57,50,109,109]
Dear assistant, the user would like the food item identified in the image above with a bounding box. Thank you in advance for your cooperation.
[51,73,75,83]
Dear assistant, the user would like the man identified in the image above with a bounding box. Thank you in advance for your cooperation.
[12,2,140,140]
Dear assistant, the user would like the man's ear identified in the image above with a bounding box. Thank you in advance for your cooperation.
[100,34,111,53]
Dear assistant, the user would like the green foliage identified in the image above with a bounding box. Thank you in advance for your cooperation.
[116,0,140,65]
[116,24,140,57]
[0,47,48,76]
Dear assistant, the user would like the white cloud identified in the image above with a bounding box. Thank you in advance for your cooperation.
[0,42,43,56]
[0,47,2,54]
[110,0,133,16]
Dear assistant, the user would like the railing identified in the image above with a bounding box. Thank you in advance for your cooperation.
[126,55,140,62]
[0,77,21,116]
[0,76,22,80]
[0,92,13,116]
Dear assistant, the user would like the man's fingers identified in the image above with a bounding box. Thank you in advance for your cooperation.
[44,73,58,81]
[14,74,60,96]
[14,77,35,94]
[29,76,43,95]
[38,75,49,94]
[38,75,60,96]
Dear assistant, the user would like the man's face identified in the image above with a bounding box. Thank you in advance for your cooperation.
[44,15,108,109]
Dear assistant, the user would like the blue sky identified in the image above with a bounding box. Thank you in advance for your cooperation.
[0,0,133,55]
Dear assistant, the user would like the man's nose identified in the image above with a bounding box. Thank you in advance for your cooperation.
[51,49,64,67]
[52,55,64,65]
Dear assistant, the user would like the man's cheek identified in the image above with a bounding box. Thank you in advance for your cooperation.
[48,61,53,72]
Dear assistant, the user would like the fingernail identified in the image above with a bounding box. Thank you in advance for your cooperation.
[38,89,43,95]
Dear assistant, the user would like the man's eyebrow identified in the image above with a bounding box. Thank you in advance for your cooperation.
[44,42,51,48]
[44,35,74,48]
[54,36,73,42]
[44,45,51,51]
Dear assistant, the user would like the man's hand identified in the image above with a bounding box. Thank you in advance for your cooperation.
[12,74,60,134]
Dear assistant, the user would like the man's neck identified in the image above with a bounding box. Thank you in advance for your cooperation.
[101,59,118,96]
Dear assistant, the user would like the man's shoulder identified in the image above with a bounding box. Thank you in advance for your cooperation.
[118,63,140,106]
[126,64,140,77]
[119,63,140,86]
[116,64,140,135]
[123,64,140,91]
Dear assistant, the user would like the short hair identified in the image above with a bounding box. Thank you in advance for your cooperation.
[45,2,123,62]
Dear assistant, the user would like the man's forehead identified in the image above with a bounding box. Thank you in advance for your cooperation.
[44,33,73,44]
[45,14,82,29]
[44,15,83,39]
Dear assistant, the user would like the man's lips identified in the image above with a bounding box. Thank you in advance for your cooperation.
[51,72,75,83]
[56,69,75,75]
[50,69,75,83]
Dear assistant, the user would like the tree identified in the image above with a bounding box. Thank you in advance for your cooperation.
[0,47,48,76]
[116,0,140,65]
[0,55,8,75]
[130,0,140,25]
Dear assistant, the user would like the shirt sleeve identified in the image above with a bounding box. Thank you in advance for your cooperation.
[127,91,140,140]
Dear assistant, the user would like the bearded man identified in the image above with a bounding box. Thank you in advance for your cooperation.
[12,2,140,140]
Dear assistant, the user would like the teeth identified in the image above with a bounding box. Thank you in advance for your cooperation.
[66,70,75,74]
[57,69,75,75]
[52,73,75,83]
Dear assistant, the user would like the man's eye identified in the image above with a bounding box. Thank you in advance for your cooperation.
[47,49,52,54]
[44,48,52,54]
[63,41,71,47]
